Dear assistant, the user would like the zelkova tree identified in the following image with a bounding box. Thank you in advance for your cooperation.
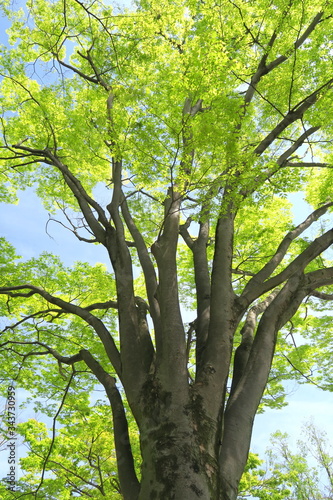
[1,0,333,498]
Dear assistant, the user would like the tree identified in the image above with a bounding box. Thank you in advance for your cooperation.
[239,422,333,500]
[1,0,333,498]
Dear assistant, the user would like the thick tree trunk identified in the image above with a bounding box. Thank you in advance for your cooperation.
[139,430,215,499]
[138,416,219,499]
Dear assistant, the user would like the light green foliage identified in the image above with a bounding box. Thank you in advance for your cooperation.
[241,423,333,500]
[1,401,140,498]
[2,0,331,205]
[0,247,117,405]
[238,451,292,500]
[233,197,293,283]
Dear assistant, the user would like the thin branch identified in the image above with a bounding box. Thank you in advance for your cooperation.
[77,49,111,91]
[265,12,324,74]
[35,369,75,496]
[47,457,102,490]
[232,268,256,277]
[72,0,121,73]
[46,215,98,243]
[11,145,110,243]
[52,52,101,85]
[0,340,83,365]
[283,354,325,389]
[1,309,63,332]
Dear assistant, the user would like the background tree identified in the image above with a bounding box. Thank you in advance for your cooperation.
[238,422,333,500]
[1,0,333,498]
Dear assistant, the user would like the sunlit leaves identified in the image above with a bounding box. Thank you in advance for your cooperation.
[0,251,118,391]
[1,0,333,218]
[14,402,134,498]
[233,196,293,282]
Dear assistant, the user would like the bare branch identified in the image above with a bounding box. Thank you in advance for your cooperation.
[10,145,109,244]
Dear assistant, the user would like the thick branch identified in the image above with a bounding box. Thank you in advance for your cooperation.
[0,285,121,375]
[244,11,324,105]
[192,219,211,372]
[180,214,211,373]
[179,217,194,249]
[254,78,333,156]
[277,126,320,166]
[151,189,188,393]
[194,205,238,430]
[80,349,140,500]
[220,271,309,498]
[310,290,333,300]
[208,206,237,344]
[240,202,333,305]
[230,289,279,395]
[258,229,333,297]
[84,299,118,311]
[106,160,154,403]
[305,267,333,291]
[241,126,320,200]
[265,12,324,73]
[180,97,204,178]
[285,161,331,168]
[120,195,161,344]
